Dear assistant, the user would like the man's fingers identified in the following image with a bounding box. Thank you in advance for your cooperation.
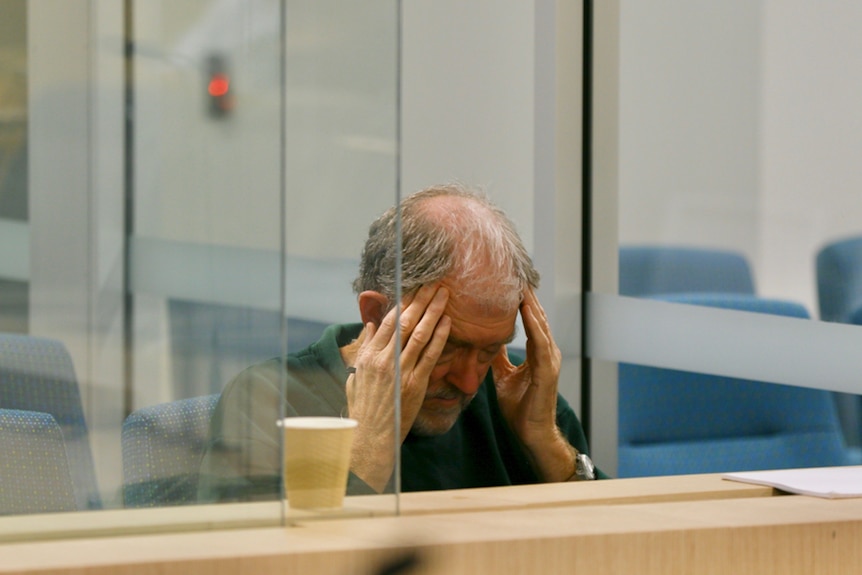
[524,289,550,323]
[367,284,440,353]
[412,314,451,378]
[521,290,552,342]
[522,302,550,352]
[368,304,399,352]
[398,285,447,348]
[356,285,449,396]
[401,286,448,358]
[520,293,561,383]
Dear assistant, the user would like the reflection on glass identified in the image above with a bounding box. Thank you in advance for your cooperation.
[127,0,400,520]
[127,0,284,513]
[0,0,401,530]
[0,333,100,513]
[0,0,27,335]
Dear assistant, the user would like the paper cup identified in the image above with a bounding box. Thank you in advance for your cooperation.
[280,416,357,510]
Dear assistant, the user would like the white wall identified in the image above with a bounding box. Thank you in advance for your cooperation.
[401,0,586,408]
[401,0,535,249]
[760,1,862,314]
[618,0,762,264]
[618,0,862,316]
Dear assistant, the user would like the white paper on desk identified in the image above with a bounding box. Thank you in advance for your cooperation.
[722,465,862,498]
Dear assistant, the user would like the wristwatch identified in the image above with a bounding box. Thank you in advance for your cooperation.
[571,452,596,481]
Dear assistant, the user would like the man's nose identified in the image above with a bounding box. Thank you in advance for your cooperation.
[445,350,484,395]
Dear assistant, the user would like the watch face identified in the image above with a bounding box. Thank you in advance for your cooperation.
[577,454,596,480]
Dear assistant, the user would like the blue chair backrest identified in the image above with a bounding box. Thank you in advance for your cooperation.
[848,304,862,326]
[836,303,862,457]
[0,333,101,510]
[620,246,755,297]
[815,237,862,457]
[816,236,862,322]
[0,408,78,515]
[618,293,849,478]
[122,394,220,507]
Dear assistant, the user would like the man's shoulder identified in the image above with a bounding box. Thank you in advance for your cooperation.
[224,357,285,392]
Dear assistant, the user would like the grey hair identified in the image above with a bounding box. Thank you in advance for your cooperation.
[352,183,540,311]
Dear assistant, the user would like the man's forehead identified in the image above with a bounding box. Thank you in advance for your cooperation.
[446,328,517,349]
[444,307,518,346]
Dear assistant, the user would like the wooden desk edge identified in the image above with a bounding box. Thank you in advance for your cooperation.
[0,494,860,575]
[396,472,775,515]
[0,473,773,544]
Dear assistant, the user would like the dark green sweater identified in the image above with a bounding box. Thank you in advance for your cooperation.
[198,323,603,502]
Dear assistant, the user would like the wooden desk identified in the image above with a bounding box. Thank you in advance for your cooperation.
[3,475,853,575]
[0,473,772,543]
[0,490,860,574]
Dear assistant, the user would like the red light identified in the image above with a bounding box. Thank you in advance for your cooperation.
[208,74,230,97]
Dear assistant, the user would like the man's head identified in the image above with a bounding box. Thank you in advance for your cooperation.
[353,183,539,310]
[353,183,540,435]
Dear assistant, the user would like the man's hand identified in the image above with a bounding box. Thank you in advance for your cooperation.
[491,289,577,483]
[346,285,451,492]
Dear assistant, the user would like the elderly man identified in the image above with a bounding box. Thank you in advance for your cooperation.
[198,183,603,502]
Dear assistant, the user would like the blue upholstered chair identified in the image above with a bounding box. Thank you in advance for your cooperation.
[849,304,862,326]
[0,408,79,515]
[816,235,862,323]
[815,236,862,454]
[619,245,755,297]
[0,333,101,510]
[122,394,220,507]
[839,303,862,462]
[618,294,850,478]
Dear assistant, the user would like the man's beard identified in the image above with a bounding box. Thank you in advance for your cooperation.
[409,385,476,436]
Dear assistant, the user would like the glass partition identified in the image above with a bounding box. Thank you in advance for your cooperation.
[0,0,400,533]
[0,0,26,335]
[4,0,584,539]
[590,0,862,476]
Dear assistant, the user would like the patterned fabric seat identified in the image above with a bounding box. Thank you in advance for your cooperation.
[122,394,220,507]
[0,333,101,510]
[0,408,78,515]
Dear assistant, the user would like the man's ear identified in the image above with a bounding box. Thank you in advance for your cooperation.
[358,291,389,326]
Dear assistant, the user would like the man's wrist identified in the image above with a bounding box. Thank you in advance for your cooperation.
[349,431,396,493]
[524,427,582,483]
